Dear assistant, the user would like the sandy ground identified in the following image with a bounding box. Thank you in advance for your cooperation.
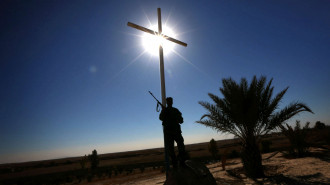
[81,148,330,185]
[209,148,330,185]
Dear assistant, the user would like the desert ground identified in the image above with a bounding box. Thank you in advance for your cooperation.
[1,130,329,185]
[77,147,330,185]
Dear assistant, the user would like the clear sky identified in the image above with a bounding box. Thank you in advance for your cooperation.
[1,0,329,164]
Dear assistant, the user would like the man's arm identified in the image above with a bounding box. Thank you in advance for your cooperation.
[175,108,184,124]
[159,109,166,121]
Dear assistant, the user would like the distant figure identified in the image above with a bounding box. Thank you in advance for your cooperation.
[159,97,187,169]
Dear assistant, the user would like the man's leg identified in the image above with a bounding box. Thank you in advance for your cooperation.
[165,133,178,169]
[174,133,187,166]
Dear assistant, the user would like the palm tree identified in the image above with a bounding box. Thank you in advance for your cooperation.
[279,120,311,157]
[197,76,313,178]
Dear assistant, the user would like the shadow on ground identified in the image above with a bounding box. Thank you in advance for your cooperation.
[222,165,330,185]
[264,173,328,185]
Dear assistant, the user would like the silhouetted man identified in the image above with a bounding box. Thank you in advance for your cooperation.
[159,97,186,169]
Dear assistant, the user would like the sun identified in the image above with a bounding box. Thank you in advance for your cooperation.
[141,25,176,56]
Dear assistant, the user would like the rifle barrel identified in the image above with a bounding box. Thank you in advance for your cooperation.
[148,91,163,107]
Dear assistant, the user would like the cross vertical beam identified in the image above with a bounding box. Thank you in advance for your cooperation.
[157,8,170,177]
[158,8,166,109]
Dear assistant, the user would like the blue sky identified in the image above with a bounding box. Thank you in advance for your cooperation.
[1,0,329,163]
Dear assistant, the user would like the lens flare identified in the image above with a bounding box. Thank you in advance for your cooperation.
[142,25,176,56]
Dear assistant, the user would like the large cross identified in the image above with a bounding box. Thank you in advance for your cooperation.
[127,8,187,177]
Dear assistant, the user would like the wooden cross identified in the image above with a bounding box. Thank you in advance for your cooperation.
[127,8,187,177]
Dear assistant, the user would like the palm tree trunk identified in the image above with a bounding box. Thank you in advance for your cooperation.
[241,136,264,178]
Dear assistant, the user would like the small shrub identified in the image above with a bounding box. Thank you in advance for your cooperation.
[80,155,88,169]
[160,166,165,173]
[87,174,93,182]
[221,155,227,170]
[113,167,118,176]
[118,166,124,174]
[97,171,103,179]
[314,121,326,129]
[261,140,272,153]
[229,150,240,158]
[65,160,73,165]
[76,173,84,183]
[326,131,330,144]
[49,161,56,167]
[208,139,219,160]
[107,168,112,178]
[185,151,191,160]
[88,150,99,170]
[65,175,73,183]
[140,165,145,173]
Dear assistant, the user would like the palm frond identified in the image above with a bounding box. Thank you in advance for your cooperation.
[268,102,313,130]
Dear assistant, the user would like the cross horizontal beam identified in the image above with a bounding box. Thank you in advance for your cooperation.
[127,22,188,47]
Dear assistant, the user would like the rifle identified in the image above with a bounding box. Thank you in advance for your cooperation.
[148,91,164,112]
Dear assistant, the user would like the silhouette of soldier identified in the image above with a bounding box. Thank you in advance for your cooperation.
[159,97,186,169]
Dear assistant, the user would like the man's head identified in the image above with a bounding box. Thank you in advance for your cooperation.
[166,97,173,107]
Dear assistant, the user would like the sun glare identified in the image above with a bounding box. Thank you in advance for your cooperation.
[142,25,176,56]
